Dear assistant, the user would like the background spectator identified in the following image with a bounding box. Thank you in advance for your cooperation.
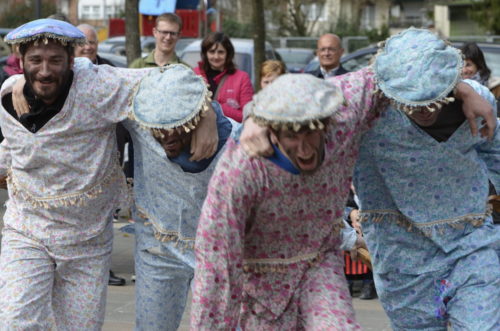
[306,33,347,79]
[344,189,377,300]
[260,59,286,89]
[460,42,491,86]
[194,32,253,122]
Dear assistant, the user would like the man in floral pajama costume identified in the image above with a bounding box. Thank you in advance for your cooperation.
[191,71,378,330]
[0,19,216,330]
[353,28,500,330]
[123,65,237,330]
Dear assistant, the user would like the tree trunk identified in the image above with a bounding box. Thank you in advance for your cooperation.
[125,0,141,66]
[251,0,266,92]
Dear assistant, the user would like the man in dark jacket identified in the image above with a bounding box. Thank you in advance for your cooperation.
[306,33,348,79]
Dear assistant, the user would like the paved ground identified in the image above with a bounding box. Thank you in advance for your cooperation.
[0,189,392,330]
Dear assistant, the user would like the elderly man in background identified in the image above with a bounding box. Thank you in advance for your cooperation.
[306,33,347,79]
[74,23,114,66]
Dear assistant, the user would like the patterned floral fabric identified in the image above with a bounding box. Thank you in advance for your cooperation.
[0,58,150,245]
[374,28,462,109]
[353,80,500,328]
[354,80,500,274]
[374,247,500,330]
[0,222,113,330]
[0,58,153,330]
[191,67,379,330]
[5,18,85,45]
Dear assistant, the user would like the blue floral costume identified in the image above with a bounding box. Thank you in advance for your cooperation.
[124,102,236,331]
[354,80,500,330]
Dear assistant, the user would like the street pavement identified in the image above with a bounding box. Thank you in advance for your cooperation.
[0,190,392,330]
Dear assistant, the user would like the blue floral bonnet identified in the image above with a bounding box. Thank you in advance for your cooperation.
[129,64,211,137]
[374,27,463,114]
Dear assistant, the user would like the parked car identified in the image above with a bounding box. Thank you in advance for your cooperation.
[97,52,127,67]
[180,38,277,84]
[276,47,315,73]
[98,36,156,58]
[304,42,500,78]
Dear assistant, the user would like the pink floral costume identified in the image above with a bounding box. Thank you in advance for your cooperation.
[191,68,379,330]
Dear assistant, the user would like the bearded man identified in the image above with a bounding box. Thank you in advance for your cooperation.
[0,19,216,330]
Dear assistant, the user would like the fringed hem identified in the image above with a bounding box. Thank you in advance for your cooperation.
[7,162,124,209]
[153,229,195,251]
[372,27,463,114]
[359,207,491,237]
[374,86,456,115]
[128,65,211,134]
[242,221,344,274]
[5,33,85,46]
[135,205,196,251]
[243,251,324,274]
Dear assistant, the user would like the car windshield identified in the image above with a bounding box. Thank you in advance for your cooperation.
[341,53,375,72]
[279,51,314,65]
[181,51,252,80]
[482,49,500,78]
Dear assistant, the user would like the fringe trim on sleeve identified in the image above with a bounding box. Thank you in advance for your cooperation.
[7,162,126,209]
[359,206,491,237]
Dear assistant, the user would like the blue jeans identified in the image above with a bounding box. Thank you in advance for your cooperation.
[134,219,195,331]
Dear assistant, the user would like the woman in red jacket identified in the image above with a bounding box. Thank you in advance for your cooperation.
[194,32,253,122]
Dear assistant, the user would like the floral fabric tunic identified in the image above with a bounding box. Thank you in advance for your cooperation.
[353,80,500,329]
[354,80,500,275]
[0,58,150,245]
[191,68,379,330]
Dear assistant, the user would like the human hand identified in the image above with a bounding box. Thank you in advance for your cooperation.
[349,234,367,261]
[240,117,273,158]
[455,82,496,140]
[12,76,29,118]
[190,103,218,161]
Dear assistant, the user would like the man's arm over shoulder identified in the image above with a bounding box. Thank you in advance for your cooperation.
[77,57,151,123]
[326,66,379,133]
[190,140,266,330]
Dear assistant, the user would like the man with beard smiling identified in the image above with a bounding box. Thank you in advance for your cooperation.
[0,19,217,330]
